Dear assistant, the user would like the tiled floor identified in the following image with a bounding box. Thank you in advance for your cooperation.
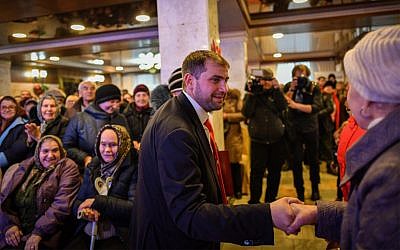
[222,164,338,250]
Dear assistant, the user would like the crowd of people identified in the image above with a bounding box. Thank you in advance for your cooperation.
[0,25,398,249]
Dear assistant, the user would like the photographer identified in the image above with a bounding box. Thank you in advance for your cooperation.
[242,69,287,204]
[283,64,322,201]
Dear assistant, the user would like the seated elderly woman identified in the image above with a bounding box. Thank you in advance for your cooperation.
[24,94,69,144]
[0,135,80,249]
[0,96,30,173]
[66,124,137,249]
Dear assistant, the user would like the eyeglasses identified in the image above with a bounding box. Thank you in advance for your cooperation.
[1,105,16,111]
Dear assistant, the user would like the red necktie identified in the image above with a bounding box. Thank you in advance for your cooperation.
[204,119,228,204]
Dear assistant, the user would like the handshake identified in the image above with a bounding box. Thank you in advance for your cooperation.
[270,197,318,235]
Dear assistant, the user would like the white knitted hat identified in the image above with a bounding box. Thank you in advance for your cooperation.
[344,25,400,103]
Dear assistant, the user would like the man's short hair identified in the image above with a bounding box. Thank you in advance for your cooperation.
[78,81,96,92]
[182,50,230,81]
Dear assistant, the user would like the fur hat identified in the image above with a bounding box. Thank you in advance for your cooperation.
[95,84,121,105]
[344,25,400,103]
[133,84,150,96]
[168,68,183,93]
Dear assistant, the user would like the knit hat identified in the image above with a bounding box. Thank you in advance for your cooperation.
[168,68,183,93]
[343,25,400,103]
[95,84,121,105]
[133,84,150,96]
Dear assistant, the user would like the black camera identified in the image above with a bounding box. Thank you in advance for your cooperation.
[245,69,274,94]
[296,76,311,92]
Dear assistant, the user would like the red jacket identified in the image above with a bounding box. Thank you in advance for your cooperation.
[337,116,366,201]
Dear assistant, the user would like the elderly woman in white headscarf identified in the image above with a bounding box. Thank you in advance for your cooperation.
[286,25,400,249]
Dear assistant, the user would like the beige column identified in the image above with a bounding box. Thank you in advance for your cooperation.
[157,0,225,148]
[0,60,11,96]
[220,31,248,95]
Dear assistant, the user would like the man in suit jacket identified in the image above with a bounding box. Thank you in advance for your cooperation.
[131,50,300,249]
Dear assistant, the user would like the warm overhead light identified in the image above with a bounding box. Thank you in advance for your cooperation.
[273,53,282,58]
[88,59,104,65]
[31,69,39,78]
[39,70,47,78]
[87,75,105,82]
[12,33,27,38]
[272,33,284,39]
[292,0,308,3]
[31,52,39,61]
[49,56,60,61]
[115,66,124,71]
[135,14,150,22]
[70,24,85,31]
[38,51,46,60]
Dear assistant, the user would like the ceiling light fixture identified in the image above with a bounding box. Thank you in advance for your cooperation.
[12,33,27,38]
[49,56,60,61]
[292,0,308,3]
[88,59,104,65]
[273,53,282,58]
[70,24,85,31]
[30,52,39,61]
[272,33,284,39]
[116,66,124,71]
[135,14,150,22]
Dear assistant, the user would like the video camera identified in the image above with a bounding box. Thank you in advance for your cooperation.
[245,69,274,94]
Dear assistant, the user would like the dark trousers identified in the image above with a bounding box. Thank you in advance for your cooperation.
[230,162,242,195]
[289,130,320,197]
[63,232,127,250]
[249,140,285,203]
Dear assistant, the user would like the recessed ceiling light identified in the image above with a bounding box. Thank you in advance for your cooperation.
[135,14,150,22]
[70,24,85,31]
[88,59,104,65]
[115,66,124,71]
[273,53,282,58]
[293,0,308,3]
[12,33,27,38]
[49,56,60,61]
[272,33,284,39]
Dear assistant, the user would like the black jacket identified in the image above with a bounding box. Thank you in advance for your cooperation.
[131,94,274,249]
[242,88,287,144]
[123,103,154,142]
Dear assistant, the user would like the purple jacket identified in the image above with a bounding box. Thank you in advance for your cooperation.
[0,157,80,248]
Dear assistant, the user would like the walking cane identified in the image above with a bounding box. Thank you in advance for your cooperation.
[90,221,98,250]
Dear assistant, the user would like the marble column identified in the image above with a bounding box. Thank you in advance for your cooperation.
[220,31,248,96]
[0,60,11,96]
[157,0,225,148]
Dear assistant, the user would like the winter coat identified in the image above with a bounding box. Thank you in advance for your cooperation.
[0,157,80,249]
[73,154,137,244]
[62,103,128,168]
[242,88,287,144]
[315,106,400,249]
[223,95,245,163]
[0,117,30,172]
[123,103,154,142]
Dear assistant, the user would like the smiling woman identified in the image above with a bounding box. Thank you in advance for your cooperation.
[0,135,80,249]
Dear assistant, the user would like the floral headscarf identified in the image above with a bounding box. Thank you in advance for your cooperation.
[34,135,66,169]
[95,124,131,179]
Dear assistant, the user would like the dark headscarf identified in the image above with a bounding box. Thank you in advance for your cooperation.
[95,124,131,179]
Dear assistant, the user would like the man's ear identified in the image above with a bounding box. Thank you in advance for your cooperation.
[183,73,194,92]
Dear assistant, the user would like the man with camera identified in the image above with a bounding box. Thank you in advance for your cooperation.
[242,69,288,204]
[284,64,322,201]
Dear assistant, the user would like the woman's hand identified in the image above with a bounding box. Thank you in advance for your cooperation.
[24,123,41,142]
[133,141,141,151]
[78,199,100,222]
[24,234,42,250]
[5,225,23,247]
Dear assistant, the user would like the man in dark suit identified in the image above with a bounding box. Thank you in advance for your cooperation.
[131,50,301,249]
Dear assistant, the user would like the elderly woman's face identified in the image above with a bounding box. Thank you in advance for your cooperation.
[0,100,17,121]
[347,84,369,129]
[39,139,61,168]
[99,129,118,163]
[41,99,57,121]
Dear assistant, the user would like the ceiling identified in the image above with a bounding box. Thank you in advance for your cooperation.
[0,0,399,75]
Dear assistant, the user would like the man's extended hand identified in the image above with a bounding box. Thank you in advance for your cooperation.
[270,197,303,234]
